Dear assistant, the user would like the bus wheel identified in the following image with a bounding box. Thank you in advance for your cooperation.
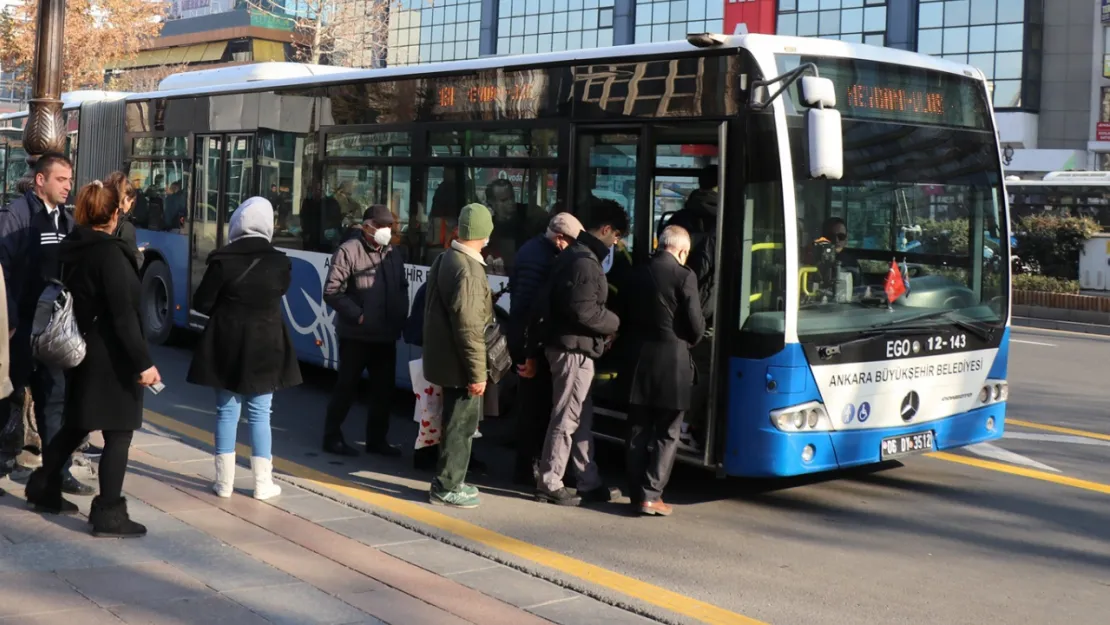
[141,260,175,345]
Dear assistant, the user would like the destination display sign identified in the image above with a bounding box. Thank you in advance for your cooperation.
[430,69,550,120]
[783,56,990,130]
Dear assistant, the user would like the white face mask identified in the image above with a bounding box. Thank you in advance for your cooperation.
[372,227,392,247]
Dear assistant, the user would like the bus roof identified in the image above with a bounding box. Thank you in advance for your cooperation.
[0,90,130,122]
[1006,171,1110,186]
[124,34,985,102]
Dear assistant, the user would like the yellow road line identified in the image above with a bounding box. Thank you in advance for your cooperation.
[1005,419,1110,442]
[927,452,1110,496]
[143,410,766,625]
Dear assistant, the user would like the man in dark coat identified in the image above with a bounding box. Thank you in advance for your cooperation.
[534,200,626,506]
[665,165,718,241]
[507,212,583,486]
[322,205,409,457]
[0,153,92,495]
[626,225,705,516]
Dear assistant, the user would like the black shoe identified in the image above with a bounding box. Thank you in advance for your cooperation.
[365,441,402,457]
[89,496,147,538]
[579,485,621,503]
[323,439,360,457]
[62,475,96,496]
[24,469,79,515]
[535,487,581,506]
[82,444,103,457]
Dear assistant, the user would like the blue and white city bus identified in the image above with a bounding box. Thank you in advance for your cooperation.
[29,33,1010,477]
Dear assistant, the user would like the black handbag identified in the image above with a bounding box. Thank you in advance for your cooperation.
[484,301,512,384]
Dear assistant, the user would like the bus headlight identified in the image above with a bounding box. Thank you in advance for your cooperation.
[770,402,832,432]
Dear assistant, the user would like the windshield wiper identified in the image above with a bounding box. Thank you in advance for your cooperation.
[868,309,995,342]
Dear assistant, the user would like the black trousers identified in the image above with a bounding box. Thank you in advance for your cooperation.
[513,358,552,475]
[42,427,133,502]
[626,405,685,504]
[324,339,396,446]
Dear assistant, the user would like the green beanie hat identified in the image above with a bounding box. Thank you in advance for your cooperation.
[458,203,494,241]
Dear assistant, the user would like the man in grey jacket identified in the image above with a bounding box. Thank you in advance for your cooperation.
[322,205,409,457]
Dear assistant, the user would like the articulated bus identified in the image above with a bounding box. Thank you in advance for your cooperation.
[12,34,1011,477]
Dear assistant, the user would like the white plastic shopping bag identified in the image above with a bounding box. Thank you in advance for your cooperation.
[409,359,443,449]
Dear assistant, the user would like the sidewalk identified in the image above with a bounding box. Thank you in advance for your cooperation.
[0,425,653,625]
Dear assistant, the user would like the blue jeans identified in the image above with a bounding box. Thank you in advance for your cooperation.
[215,391,273,458]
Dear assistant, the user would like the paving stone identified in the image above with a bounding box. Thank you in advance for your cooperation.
[267,494,366,523]
[380,539,497,576]
[530,596,660,625]
[449,565,578,609]
[238,540,385,595]
[340,588,473,625]
[173,508,276,546]
[0,571,100,617]
[139,443,212,464]
[0,607,126,624]
[58,561,213,608]
[321,516,425,548]
[131,429,183,448]
[121,499,194,534]
[0,493,33,517]
[0,537,151,573]
[120,530,296,592]
[121,475,211,514]
[225,582,381,625]
[0,510,96,544]
[109,595,272,625]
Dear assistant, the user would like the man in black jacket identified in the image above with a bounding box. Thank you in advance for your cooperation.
[0,153,93,495]
[507,212,583,485]
[626,225,705,516]
[534,201,627,506]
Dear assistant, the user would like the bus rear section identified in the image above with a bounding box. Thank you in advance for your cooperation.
[716,39,1011,477]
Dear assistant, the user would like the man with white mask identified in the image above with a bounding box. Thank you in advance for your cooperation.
[323,205,409,457]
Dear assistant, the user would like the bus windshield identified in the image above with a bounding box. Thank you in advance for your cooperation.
[777,55,1007,339]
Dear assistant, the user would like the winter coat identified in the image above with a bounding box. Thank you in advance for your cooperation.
[114,215,145,269]
[627,252,706,411]
[423,241,492,388]
[507,234,559,365]
[186,237,303,395]
[666,188,718,238]
[541,231,620,360]
[687,232,716,322]
[403,282,427,347]
[0,270,10,399]
[323,236,409,344]
[0,190,76,333]
[58,227,153,432]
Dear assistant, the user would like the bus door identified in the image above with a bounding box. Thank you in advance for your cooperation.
[189,133,255,325]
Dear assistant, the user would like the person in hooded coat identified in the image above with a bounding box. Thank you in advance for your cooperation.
[25,180,162,538]
[187,197,302,501]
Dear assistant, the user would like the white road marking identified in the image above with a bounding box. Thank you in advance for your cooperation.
[1011,339,1056,347]
[1004,432,1110,448]
[964,442,1061,472]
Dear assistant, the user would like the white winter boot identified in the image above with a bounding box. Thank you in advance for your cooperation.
[251,456,281,501]
[212,453,236,498]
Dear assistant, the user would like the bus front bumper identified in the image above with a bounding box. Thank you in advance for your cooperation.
[725,403,1006,478]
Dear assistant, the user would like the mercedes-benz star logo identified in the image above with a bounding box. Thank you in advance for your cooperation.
[900,391,920,421]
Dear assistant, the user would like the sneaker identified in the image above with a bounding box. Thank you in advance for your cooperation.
[429,486,480,509]
[535,487,581,506]
[458,483,479,497]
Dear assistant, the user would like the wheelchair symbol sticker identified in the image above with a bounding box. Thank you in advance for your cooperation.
[858,402,871,423]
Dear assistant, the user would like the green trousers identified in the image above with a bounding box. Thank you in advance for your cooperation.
[434,386,482,492]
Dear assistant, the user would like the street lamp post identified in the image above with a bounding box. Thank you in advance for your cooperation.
[22,0,67,163]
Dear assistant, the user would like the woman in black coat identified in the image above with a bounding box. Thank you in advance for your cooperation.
[186,197,301,501]
[26,180,162,537]
[105,171,145,269]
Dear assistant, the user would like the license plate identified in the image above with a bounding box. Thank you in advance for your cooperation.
[880,431,935,459]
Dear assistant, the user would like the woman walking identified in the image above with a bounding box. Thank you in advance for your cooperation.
[187,197,301,500]
[25,180,161,538]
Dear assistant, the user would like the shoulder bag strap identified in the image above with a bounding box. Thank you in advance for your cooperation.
[230,258,261,287]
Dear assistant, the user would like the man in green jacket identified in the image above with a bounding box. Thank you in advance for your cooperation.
[423,203,494,508]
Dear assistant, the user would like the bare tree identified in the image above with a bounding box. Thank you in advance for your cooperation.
[106,63,192,93]
[246,0,395,67]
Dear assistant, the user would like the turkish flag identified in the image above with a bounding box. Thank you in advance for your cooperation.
[884,259,907,303]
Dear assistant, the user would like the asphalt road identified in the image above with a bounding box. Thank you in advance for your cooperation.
[143,326,1110,625]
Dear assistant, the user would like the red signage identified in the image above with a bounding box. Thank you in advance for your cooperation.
[1098,122,1110,142]
[724,0,777,35]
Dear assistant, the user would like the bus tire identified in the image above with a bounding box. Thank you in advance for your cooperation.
[141,260,175,345]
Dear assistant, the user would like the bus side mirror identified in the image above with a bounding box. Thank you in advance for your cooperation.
[801,76,843,180]
[808,108,843,180]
